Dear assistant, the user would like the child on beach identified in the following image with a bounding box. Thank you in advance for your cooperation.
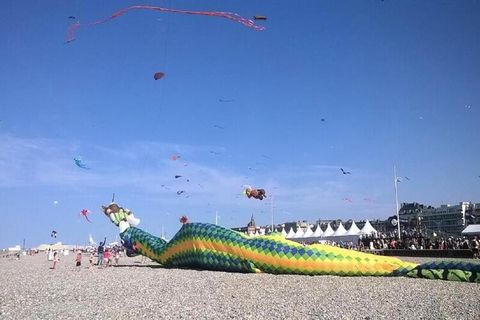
[89,252,94,269]
[114,250,120,266]
[75,251,82,271]
[103,248,110,267]
[51,251,59,269]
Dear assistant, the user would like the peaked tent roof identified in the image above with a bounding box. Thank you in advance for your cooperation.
[281,227,288,237]
[303,225,314,238]
[312,224,323,237]
[346,221,361,235]
[322,223,335,237]
[360,220,377,235]
[293,227,305,238]
[333,222,347,236]
[286,227,296,239]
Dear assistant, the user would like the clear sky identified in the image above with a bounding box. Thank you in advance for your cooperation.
[1,0,479,248]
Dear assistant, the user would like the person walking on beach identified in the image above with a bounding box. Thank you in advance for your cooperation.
[75,250,82,271]
[97,237,106,266]
[51,251,59,269]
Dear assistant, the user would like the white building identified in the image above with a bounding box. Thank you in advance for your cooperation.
[419,202,473,236]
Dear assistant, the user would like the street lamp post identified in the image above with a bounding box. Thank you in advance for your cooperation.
[270,194,274,234]
[394,165,401,240]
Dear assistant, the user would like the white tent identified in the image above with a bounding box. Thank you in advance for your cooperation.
[293,227,305,238]
[286,227,296,239]
[346,221,361,235]
[312,224,323,237]
[322,223,335,237]
[303,225,314,238]
[37,242,70,251]
[359,220,377,235]
[333,222,347,236]
[462,224,480,236]
[281,227,288,237]
[7,245,21,252]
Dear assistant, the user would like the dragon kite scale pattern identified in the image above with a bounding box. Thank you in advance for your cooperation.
[102,203,480,282]
[66,5,265,43]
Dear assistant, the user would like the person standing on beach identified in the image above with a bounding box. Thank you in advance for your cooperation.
[52,251,59,269]
[97,237,106,266]
[75,250,82,271]
[47,248,54,261]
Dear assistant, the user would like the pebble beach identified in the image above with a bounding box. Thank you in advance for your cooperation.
[0,254,479,320]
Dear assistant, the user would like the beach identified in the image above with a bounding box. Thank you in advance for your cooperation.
[0,254,478,319]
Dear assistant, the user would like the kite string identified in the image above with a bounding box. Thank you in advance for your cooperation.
[66,5,265,43]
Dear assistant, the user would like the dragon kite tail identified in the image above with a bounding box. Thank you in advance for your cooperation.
[399,260,480,282]
[105,203,479,283]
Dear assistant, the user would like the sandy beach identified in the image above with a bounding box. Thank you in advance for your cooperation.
[0,254,478,319]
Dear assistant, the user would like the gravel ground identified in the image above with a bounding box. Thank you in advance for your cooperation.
[0,254,479,320]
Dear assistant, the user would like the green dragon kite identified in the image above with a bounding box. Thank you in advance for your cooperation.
[102,203,479,282]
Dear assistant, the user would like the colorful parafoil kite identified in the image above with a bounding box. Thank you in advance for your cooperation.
[244,186,267,200]
[179,215,189,224]
[253,16,267,20]
[104,202,480,282]
[65,5,265,43]
[154,72,165,80]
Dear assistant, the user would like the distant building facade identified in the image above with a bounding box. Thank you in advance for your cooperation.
[231,201,479,238]
[400,201,480,236]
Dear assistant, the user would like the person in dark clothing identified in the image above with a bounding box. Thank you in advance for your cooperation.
[97,237,106,266]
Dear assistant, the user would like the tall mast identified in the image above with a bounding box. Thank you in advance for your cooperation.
[394,165,401,240]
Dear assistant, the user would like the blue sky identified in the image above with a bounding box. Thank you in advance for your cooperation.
[1,0,479,248]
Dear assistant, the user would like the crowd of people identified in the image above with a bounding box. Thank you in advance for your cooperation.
[46,237,125,270]
[356,228,480,258]
[312,228,480,259]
